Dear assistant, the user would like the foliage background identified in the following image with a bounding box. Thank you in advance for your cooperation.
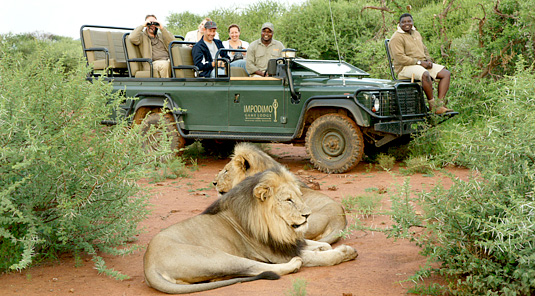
[2,0,535,293]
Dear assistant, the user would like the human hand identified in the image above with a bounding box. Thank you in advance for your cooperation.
[145,21,162,29]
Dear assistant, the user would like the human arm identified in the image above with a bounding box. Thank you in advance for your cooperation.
[192,44,213,72]
[389,34,418,67]
[160,26,175,46]
[245,41,262,75]
[130,25,145,45]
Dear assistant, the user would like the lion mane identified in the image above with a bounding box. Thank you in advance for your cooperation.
[214,143,348,244]
[202,169,307,257]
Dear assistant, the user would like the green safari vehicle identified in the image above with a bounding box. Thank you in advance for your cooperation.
[81,25,456,173]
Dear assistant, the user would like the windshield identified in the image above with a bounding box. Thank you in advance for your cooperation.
[293,59,369,76]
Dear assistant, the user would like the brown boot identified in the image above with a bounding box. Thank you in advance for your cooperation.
[428,99,453,114]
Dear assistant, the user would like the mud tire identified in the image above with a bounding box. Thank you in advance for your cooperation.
[305,113,364,173]
[141,112,185,161]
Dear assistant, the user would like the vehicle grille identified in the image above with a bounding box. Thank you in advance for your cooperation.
[355,85,425,117]
[397,87,425,114]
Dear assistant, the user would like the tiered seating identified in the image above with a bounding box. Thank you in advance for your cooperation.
[80,25,132,76]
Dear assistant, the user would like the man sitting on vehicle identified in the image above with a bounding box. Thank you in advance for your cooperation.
[246,22,285,77]
[192,21,230,78]
[130,15,175,78]
[389,13,453,114]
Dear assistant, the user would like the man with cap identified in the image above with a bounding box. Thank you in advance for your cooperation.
[192,20,230,77]
[246,22,285,76]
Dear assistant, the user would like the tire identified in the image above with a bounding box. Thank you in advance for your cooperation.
[305,113,364,174]
[141,112,185,161]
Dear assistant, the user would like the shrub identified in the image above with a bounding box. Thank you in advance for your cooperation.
[0,38,164,278]
[387,61,535,295]
[376,153,396,171]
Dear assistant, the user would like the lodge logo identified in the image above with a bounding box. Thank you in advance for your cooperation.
[243,99,279,123]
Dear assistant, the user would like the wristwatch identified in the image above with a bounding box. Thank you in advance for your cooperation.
[416,60,422,65]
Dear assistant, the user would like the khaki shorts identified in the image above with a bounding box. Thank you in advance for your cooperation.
[398,63,445,80]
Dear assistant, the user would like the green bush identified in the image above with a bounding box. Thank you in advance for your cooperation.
[0,38,162,278]
[387,61,535,295]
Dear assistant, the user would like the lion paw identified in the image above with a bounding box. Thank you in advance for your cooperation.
[335,245,358,261]
[289,257,303,273]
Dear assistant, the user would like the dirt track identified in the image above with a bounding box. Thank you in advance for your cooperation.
[0,144,469,296]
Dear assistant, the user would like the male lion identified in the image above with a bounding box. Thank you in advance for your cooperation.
[144,167,358,294]
[214,143,348,244]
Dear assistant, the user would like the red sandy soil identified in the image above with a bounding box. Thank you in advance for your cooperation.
[0,144,470,296]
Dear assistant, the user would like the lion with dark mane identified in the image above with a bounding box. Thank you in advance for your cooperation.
[144,167,357,294]
[214,143,348,244]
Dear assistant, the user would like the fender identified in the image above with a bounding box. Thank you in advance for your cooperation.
[304,96,370,127]
[132,92,182,116]
[128,92,186,132]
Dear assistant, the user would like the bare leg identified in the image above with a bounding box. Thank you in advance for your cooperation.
[421,71,434,101]
[436,69,451,101]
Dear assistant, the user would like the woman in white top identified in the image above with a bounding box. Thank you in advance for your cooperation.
[222,24,249,61]
[184,18,219,43]
[222,24,249,74]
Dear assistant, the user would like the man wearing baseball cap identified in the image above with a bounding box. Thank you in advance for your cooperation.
[192,20,230,77]
[246,22,285,76]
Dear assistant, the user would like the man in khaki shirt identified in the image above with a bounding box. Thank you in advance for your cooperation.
[246,22,284,76]
[389,13,453,114]
[130,15,175,78]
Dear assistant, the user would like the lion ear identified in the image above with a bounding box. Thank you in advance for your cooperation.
[253,184,271,202]
[234,155,250,173]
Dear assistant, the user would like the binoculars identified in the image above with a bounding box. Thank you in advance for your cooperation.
[147,22,160,27]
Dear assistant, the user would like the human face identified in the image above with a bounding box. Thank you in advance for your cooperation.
[145,16,159,37]
[229,27,240,42]
[205,28,217,42]
[261,28,273,44]
[399,16,414,33]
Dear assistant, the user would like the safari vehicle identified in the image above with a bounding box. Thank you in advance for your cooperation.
[81,25,456,174]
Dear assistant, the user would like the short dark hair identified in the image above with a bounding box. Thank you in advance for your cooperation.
[145,14,157,20]
[399,13,413,22]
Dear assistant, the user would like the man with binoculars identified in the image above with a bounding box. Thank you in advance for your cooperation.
[130,15,175,78]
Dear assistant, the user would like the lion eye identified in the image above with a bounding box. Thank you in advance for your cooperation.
[286,198,294,204]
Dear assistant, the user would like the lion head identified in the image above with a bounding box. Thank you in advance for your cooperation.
[214,143,281,195]
[206,166,311,254]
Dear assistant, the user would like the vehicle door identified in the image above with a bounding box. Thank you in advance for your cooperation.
[171,80,229,132]
[228,77,291,134]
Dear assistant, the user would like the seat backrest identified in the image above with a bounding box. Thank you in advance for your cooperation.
[82,29,110,68]
[123,33,143,77]
[108,31,127,64]
[384,39,396,81]
[230,67,248,77]
[170,45,196,78]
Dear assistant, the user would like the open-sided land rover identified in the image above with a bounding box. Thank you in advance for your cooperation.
[81,25,456,173]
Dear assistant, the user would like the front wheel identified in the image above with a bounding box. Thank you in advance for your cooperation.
[141,112,185,161]
[305,114,364,173]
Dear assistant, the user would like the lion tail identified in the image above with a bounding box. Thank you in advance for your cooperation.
[147,271,280,294]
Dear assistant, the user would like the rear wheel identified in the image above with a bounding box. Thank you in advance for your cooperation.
[305,113,364,173]
[141,112,185,161]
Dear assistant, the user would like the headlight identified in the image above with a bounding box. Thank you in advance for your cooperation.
[282,48,297,59]
[372,95,380,113]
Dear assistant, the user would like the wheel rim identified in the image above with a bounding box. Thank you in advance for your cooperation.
[321,130,345,158]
